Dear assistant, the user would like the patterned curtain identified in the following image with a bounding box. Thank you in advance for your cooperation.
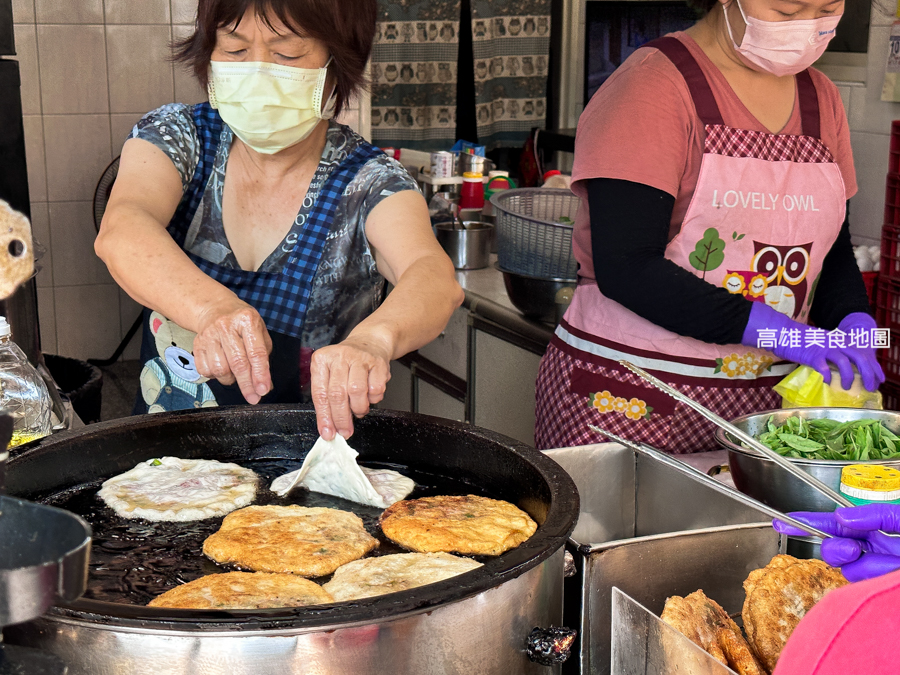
[371,1,461,151]
[471,0,552,150]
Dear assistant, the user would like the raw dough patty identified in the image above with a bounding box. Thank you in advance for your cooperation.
[98,457,258,522]
[379,495,537,556]
[324,552,483,601]
[148,572,334,609]
[203,505,379,577]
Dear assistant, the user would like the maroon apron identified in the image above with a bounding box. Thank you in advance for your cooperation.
[535,37,846,453]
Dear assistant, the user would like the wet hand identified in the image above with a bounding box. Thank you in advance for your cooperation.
[192,300,273,404]
[310,335,392,440]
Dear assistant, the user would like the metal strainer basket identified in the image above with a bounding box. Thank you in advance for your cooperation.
[490,188,580,279]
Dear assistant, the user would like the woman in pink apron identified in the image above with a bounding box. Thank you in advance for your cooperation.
[535,0,884,453]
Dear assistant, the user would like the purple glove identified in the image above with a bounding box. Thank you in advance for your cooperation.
[741,304,885,391]
[836,312,885,392]
[773,504,900,582]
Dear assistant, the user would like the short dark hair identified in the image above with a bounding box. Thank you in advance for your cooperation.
[687,0,719,15]
[173,0,376,117]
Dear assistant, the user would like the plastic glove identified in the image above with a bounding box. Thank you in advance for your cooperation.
[741,304,885,391]
[772,504,900,582]
[836,312,885,392]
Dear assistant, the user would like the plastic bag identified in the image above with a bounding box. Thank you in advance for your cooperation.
[773,366,883,409]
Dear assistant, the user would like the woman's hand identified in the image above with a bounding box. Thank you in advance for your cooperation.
[192,299,273,404]
[310,333,392,440]
[773,505,900,582]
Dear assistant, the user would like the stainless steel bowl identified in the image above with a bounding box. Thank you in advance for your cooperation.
[436,223,493,270]
[497,263,576,324]
[715,407,900,512]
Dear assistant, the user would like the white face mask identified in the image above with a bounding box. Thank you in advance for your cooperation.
[722,0,842,77]
[208,58,336,154]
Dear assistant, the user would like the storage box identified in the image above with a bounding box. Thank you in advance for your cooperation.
[877,328,900,381]
[886,173,900,229]
[544,444,772,675]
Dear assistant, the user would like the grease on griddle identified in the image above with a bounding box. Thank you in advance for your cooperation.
[40,458,496,605]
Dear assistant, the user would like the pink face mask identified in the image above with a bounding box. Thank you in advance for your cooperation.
[723,0,842,77]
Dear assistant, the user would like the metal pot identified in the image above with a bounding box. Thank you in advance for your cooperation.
[436,223,493,270]
[714,407,900,512]
[456,153,494,176]
[4,406,578,675]
[497,264,576,325]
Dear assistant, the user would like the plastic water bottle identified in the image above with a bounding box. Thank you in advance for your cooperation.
[0,316,51,446]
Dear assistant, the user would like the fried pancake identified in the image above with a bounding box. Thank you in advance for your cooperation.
[378,495,538,556]
[661,590,766,675]
[98,457,258,522]
[202,505,378,577]
[742,554,847,673]
[324,552,483,601]
[148,572,334,609]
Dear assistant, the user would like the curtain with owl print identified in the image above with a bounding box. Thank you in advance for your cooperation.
[471,0,551,150]
[371,0,461,151]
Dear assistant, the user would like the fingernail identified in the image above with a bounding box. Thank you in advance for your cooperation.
[256,384,267,396]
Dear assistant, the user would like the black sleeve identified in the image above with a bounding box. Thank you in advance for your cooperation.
[589,177,752,345]
[808,203,873,330]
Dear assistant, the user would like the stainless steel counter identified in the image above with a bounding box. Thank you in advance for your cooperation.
[456,255,556,350]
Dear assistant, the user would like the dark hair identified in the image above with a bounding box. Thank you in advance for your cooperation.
[686,0,719,15]
[173,0,377,117]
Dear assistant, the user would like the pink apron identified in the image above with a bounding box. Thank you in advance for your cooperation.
[535,37,846,453]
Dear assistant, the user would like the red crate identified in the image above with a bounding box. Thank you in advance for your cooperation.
[881,222,900,279]
[882,380,900,411]
[876,277,900,331]
[892,121,900,175]
[877,329,900,382]
[887,173,900,228]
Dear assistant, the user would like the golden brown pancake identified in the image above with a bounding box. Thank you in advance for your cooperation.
[202,505,378,577]
[742,554,847,673]
[148,572,333,609]
[661,590,765,675]
[378,495,537,556]
[323,552,483,601]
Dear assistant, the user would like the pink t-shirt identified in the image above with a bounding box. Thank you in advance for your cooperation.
[773,569,900,674]
[571,32,857,280]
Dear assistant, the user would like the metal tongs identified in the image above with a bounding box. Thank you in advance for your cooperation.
[588,424,832,540]
[618,360,854,509]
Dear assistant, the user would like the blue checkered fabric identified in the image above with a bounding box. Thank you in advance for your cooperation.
[165,103,382,339]
[167,103,224,249]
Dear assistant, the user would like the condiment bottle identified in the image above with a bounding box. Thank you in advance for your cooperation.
[0,316,51,446]
[459,171,485,210]
[840,465,900,506]
[542,170,571,190]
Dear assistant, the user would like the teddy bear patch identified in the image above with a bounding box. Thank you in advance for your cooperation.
[140,311,217,413]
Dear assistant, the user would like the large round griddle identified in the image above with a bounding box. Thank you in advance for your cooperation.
[5,405,578,631]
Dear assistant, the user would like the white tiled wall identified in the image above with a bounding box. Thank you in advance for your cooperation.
[10,0,371,361]
[836,2,900,246]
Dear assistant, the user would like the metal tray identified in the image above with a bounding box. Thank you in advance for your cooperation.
[609,526,783,674]
[544,444,777,675]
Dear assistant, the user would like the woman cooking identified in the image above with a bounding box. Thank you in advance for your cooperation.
[535,0,885,453]
[96,0,463,441]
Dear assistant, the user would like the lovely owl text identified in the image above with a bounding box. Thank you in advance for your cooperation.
[711,190,819,212]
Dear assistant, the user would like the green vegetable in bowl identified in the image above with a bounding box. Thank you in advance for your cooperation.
[754,416,900,461]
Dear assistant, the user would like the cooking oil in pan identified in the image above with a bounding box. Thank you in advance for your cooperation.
[40,458,495,606]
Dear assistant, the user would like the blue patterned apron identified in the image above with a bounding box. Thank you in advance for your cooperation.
[135,103,383,414]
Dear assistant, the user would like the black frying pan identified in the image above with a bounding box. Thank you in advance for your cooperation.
[6,405,578,631]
